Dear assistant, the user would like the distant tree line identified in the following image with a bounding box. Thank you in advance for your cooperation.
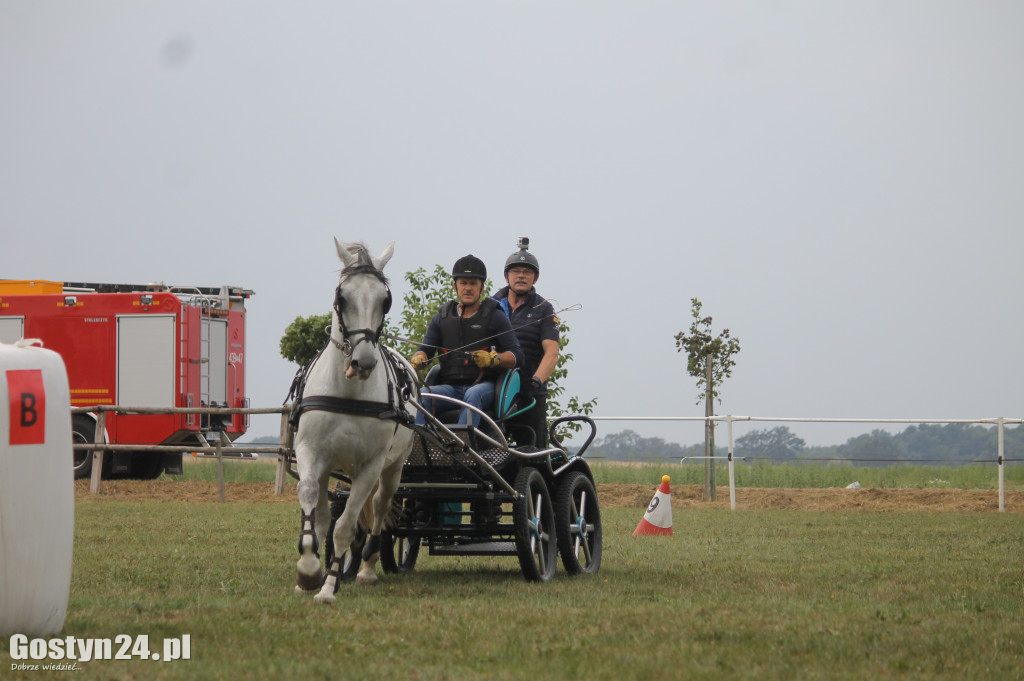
[588,423,1024,466]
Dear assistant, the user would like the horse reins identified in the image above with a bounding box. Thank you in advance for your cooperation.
[382,302,582,368]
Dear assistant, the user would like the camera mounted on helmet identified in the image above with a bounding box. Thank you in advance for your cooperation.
[503,236,540,279]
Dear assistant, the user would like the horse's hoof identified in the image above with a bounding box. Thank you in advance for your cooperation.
[294,585,317,596]
[313,592,336,604]
[355,572,379,587]
[295,569,323,593]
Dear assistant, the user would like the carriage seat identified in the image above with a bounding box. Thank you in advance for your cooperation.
[422,364,535,430]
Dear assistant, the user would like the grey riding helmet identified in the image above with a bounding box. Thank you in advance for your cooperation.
[503,236,540,278]
[452,254,487,281]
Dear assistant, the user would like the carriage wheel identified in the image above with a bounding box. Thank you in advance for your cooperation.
[512,467,557,582]
[554,471,602,575]
[379,531,420,573]
[324,492,366,581]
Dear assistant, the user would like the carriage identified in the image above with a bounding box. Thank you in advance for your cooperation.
[319,366,602,583]
[290,239,601,602]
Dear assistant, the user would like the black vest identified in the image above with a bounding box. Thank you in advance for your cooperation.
[438,298,500,385]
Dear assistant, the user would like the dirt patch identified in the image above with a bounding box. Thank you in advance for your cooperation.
[74,479,1023,512]
[73,479,295,504]
[599,483,1024,512]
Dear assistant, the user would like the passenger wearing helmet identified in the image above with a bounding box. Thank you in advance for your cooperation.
[493,237,559,448]
[410,255,524,428]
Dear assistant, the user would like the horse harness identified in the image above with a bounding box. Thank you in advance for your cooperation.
[288,340,417,431]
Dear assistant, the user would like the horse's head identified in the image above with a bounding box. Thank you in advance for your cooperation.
[332,239,395,380]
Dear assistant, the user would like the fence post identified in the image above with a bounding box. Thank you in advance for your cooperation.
[275,410,292,495]
[998,418,1005,512]
[705,355,716,501]
[215,435,226,503]
[89,410,106,495]
[727,417,736,511]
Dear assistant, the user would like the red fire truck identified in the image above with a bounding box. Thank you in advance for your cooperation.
[0,280,254,479]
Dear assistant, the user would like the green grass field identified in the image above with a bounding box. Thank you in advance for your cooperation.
[3,494,1022,680]
[177,456,1023,490]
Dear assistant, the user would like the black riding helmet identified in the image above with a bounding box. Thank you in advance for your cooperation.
[503,236,540,279]
[452,254,487,281]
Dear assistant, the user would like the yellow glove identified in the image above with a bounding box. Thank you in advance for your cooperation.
[410,353,429,370]
[472,350,500,368]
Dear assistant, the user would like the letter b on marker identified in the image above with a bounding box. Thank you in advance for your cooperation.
[7,369,46,445]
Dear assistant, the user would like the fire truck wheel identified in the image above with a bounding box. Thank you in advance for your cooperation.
[72,415,96,480]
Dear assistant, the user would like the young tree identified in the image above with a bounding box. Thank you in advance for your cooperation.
[674,298,741,500]
[673,298,741,406]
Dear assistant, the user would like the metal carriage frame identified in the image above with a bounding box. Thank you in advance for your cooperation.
[318,374,603,583]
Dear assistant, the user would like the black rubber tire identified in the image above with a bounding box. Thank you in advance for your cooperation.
[379,531,420,574]
[71,415,94,479]
[554,471,602,575]
[128,453,164,480]
[512,467,557,582]
[324,492,365,581]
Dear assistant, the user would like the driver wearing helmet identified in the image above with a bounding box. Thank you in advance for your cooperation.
[410,255,524,428]
[493,237,559,447]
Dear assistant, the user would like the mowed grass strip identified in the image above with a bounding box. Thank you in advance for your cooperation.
[3,500,1022,680]
[173,456,1024,490]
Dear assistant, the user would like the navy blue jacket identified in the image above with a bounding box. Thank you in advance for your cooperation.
[493,286,559,383]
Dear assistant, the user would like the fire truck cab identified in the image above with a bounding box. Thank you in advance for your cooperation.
[0,280,253,479]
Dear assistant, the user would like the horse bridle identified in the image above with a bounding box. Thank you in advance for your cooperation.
[288,263,415,432]
[331,265,393,356]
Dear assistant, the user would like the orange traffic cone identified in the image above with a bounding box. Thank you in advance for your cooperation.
[633,475,673,536]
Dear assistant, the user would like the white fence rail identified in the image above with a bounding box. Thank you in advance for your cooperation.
[71,406,1021,512]
[70,405,294,499]
[590,415,1022,512]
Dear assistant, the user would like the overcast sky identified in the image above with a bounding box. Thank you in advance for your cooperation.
[3,1,1022,448]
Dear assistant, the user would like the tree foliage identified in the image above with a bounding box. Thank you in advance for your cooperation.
[279,312,331,367]
[734,426,806,462]
[589,429,688,461]
[837,429,903,464]
[673,297,741,405]
[591,422,1024,465]
[387,265,490,354]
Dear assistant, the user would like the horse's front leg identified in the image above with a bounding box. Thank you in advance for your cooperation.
[317,473,378,600]
[295,473,329,595]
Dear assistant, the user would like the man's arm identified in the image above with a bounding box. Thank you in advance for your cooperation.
[533,302,560,383]
[410,312,443,369]
[533,338,559,383]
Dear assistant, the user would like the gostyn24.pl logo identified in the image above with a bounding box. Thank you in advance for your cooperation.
[9,634,191,667]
